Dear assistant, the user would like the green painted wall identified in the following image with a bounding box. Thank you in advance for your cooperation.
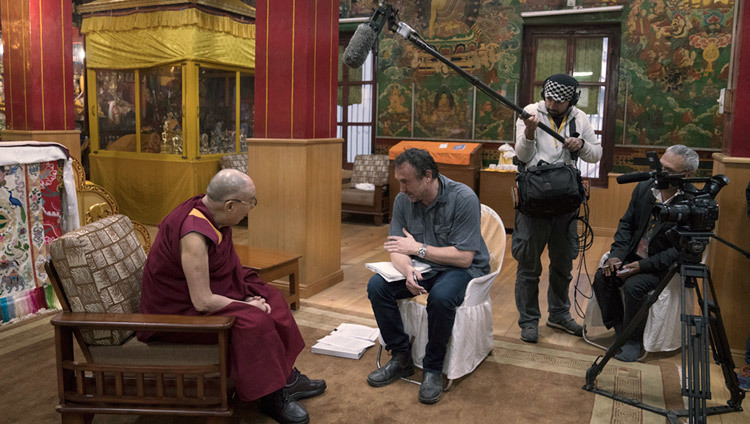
[342,0,735,153]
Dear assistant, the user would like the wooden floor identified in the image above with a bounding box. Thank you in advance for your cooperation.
[150,215,749,423]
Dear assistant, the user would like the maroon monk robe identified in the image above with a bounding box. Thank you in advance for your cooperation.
[138,195,305,401]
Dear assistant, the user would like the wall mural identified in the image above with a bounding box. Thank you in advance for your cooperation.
[342,0,735,157]
[616,0,733,149]
[352,0,522,141]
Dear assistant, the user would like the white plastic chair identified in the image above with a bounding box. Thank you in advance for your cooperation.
[583,252,695,358]
[376,204,506,386]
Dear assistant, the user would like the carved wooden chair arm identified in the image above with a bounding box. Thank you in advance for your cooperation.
[51,312,234,332]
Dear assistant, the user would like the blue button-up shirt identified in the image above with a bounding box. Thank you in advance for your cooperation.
[390,174,490,278]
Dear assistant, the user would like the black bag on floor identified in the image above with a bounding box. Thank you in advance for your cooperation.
[515,161,586,217]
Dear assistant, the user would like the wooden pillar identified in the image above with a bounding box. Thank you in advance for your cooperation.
[709,0,750,351]
[722,0,750,158]
[250,1,343,298]
[254,0,338,139]
[708,155,750,352]
[0,0,80,160]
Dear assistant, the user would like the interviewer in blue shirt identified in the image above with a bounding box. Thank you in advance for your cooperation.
[366,148,489,405]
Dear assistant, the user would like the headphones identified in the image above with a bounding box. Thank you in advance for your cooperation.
[540,75,580,107]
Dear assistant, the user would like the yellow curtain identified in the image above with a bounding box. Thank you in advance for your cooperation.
[90,155,219,225]
[82,9,255,70]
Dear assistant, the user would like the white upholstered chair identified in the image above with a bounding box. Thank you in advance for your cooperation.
[583,251,695,358]
[377,204,506,386]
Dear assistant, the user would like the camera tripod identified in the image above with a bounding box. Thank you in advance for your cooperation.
[582,229,746,424]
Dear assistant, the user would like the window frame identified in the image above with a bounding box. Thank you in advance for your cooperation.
[520,24,620,187]
[338,31,378,170]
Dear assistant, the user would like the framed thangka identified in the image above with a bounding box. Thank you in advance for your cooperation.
[413,80,473,139]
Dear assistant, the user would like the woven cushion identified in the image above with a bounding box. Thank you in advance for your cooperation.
[350,155,389,187]
[90,339,220,366]
[220,153,248,174]
[341,188,375,206]
[49,214,146,346]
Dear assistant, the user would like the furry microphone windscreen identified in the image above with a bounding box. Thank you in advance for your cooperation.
[343,23,378,68]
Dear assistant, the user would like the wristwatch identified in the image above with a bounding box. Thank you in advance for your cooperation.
[417,243,427,259]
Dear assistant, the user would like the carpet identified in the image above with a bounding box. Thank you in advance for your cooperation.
[0,306,684,424]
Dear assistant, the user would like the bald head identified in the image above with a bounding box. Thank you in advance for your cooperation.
[206,169,253,202]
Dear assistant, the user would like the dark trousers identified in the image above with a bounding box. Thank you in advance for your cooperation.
[367,269,471,373]
[592,268,660,343]
[511,211,578,328]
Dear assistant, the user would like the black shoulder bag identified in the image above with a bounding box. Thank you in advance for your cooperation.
[515,118,586,217]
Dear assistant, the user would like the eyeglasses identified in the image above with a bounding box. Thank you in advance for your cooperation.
[226,197,258,209]
[662,166,688,174]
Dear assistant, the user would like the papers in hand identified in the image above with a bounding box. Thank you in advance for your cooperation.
[365,260,431,282]
[311,323,380,360]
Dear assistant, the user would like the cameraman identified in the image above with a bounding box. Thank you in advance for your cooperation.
[513,74,601,343]
[592,145,699,362]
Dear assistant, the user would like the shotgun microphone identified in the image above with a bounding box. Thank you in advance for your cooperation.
[342,2,397,69]
[616,172,654,184]
[343,23,379,68]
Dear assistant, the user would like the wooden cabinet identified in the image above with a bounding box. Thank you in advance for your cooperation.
[246,137,344,299]
[479,170,517,231]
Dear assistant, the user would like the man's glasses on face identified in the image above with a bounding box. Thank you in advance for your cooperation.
[662,166,688,174]
[226,197,258,209]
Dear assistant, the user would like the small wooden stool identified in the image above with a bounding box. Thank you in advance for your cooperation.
[234,244,301,310]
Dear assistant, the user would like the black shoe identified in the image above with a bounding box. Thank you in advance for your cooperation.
[546,316,583,337]
[520,325,538,343]
[367,350,415,387]
[614,341,641,362]
[259,389,310,424]
[418,370,444,404]
[285,367,326,401]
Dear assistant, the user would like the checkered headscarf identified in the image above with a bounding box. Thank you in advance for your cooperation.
[543,74,578,103]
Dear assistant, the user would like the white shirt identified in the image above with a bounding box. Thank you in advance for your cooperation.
[514,100,602,166]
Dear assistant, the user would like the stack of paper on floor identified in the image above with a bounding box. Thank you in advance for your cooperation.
[365,260,431,282]
[312,323,380,359]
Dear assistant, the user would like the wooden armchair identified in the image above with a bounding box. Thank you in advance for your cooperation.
[71,158,152,253]
[47,214,236,423]
[342,154,390,225]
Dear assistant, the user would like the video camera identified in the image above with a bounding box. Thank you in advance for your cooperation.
[616,151,729,233]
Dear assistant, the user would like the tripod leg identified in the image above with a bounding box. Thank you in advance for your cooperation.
[682,264,711,424]
[700,267,746,410]
[584,264,679,387]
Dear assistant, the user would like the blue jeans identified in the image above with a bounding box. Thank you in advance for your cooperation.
[511,211,578,328]
[367,269,472,373]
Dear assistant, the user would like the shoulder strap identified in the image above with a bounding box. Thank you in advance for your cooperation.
[569,117,577,137]
[568,117,580,166]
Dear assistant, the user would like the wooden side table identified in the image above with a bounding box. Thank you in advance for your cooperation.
[233,244,301,310]
[479,169,517,231]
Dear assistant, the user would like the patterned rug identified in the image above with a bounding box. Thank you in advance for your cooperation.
[0,306,685,424]
[292,306,684,424]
